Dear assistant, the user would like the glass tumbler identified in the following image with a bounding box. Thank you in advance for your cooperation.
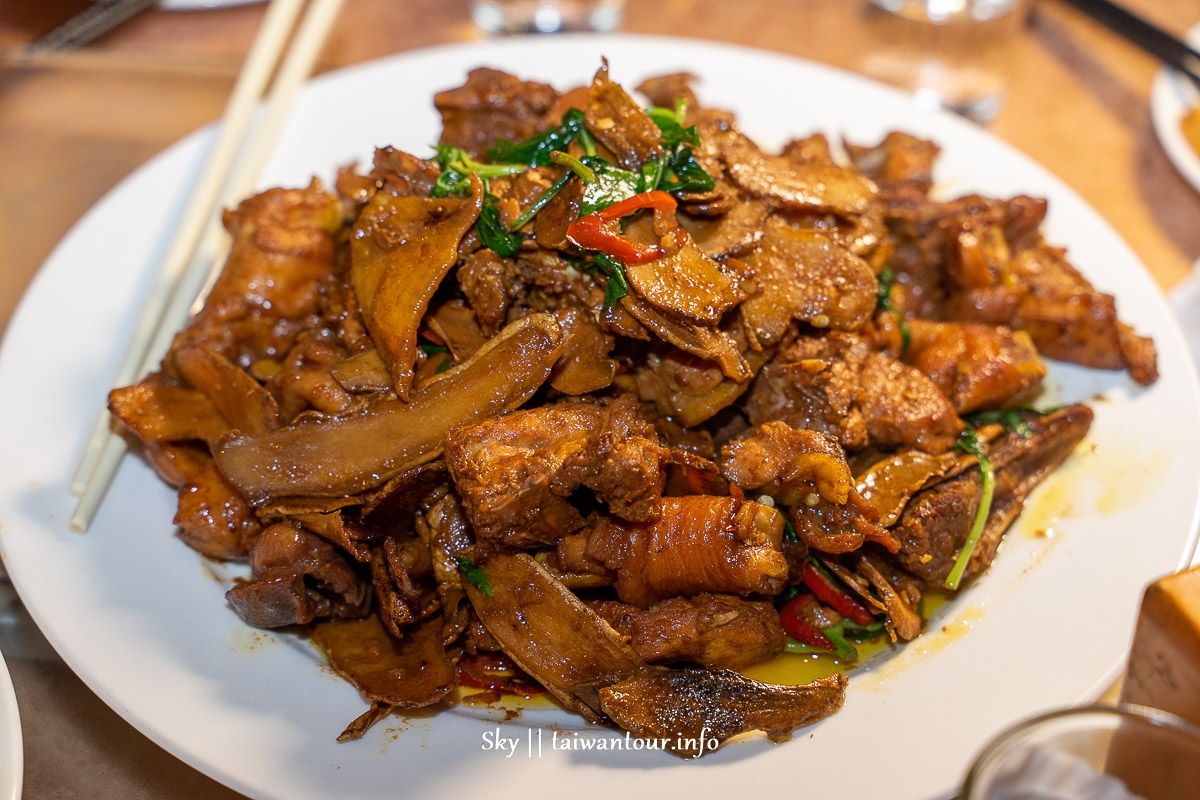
[469,0,625,35]
[961,704,1200,800]
[861,0,1024,122]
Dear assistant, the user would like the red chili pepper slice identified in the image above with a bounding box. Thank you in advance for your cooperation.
[802,561,876,626]
[458,653,546,697]
[565,190,678,265]
[778,594,835,651]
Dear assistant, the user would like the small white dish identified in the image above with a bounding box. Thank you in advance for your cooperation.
[1150,22,1200,194]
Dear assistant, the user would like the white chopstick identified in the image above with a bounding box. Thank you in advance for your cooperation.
[69,0,344,533]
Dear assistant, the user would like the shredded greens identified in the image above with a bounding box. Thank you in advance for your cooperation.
[428,98,716,311]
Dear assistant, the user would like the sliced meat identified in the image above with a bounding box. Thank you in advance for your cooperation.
[593,594,785,670]
[745,333,870,451]
[435,67,559,158]
[739,216,878,347]
[443,395,664,552]
[789,486,898,555]
[858,351,964,454]
[585,63,664,170]
[174,460,261,561]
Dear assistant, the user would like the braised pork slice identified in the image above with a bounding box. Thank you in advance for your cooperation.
[845,131,940,194]
[443,394,664,552]
[174,460,260,561]
[462,551,645,721]
[225,522,368,628]
[738,216,878,347]
[593,594,785,669]
[559,495,788,607]
[888,404,1093,585]
[171,182,343,367]
[745,333,870,450]
[309,613,457,710]
[858,351,964,454]
[789,487,899,555]
[434,67,559,158]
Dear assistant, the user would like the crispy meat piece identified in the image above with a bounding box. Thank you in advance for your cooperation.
[443,395,664,552]
[720,421,852,506]
[905,319,1046,414]
[746,333,870,450]
[435,67,559,158]
[225,522,368,628]
[561,495,788,608]
[858,351,964,454]
[593,594,786,670]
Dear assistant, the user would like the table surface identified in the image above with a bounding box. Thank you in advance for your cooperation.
[1,0,1198,797]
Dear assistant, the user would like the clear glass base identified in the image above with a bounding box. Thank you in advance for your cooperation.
[470,0,624,35]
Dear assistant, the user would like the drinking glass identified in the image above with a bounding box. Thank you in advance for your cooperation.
[861,0,1024,122]
[961,704,1200,799]
[469,0,625,35]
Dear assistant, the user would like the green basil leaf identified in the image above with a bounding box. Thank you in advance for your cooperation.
[476,193,523,257]
[486,108,587,167]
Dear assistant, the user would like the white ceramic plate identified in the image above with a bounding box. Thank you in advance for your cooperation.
[1,35,1198,800]
[1150,22,1200,194]
[0,650,20,800]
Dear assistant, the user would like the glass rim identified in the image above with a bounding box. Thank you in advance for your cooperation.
[959,703,1200,798]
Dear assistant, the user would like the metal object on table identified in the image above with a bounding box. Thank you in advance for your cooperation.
[1058,0,1200,91]
[25,0,160,55]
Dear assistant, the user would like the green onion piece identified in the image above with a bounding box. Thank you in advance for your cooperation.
[783,517,799,543]
[944,428,996,590]
[434,356,453,374]
[821,621,859,661]
[418,340,448,355]
[549,150,595,183]
[784,638,831,656]
[455,556,494,598]
[841,618,887,641]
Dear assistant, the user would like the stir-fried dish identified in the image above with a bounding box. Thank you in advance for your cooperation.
[108,64,1157,757]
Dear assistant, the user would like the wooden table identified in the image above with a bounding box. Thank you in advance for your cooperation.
[0,0,1197,796]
